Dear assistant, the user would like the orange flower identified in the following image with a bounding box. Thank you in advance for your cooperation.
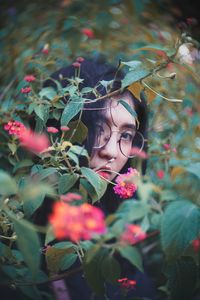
[19,128,50,153]
[120,224,146,245]
[49,202,106,242]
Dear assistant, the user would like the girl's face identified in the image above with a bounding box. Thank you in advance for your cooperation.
[89,94,136,181]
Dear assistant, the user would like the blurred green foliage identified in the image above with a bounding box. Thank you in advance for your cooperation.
[0,1,200,300]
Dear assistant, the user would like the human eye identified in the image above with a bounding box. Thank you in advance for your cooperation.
[120,130,135,142]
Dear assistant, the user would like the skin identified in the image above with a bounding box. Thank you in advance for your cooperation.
[89,94,136,181]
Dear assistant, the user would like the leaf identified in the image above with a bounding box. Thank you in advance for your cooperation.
[59,253,77,271]
[121,61,150,88]
[83,249,107,296]
[39,87,57,100]
[7,212,41,279]
[45,247,67,275]
[128,81,143,100]
[80,167,107,202]
[101,255,121,284]
[185,162,200,179]
[167,257,198,300]
[58,173,79,194]
[118,99,137,119]
[61,96,84,126]
[121,60,142,69]
[22,183,54,218]
[34,104,49,123]
[37,167,58,180]
[170,166,185,180]
[66,120,88,144]
[116,200,148,223]
[118,245,143,272]
[13,159,34,173]
[161,200,200,258]
[0,169,18,196]
[8,143,17,155]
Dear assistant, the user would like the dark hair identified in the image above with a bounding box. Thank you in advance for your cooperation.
[44,57,148,214]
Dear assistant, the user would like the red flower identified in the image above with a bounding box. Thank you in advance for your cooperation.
[61,126,70,132]
[72,62,81,68]
[117,278,136,290]
[120,224,146,245]
[47,127,59,133]
[76,56,85,63]
[156,169,165,180]
[24,75,36,82]
[130,147,148,159]
[42,44,49,55]
[113,168,139,199]
[81,28,94,39]
[19,128,50,153]
[21,87,31,94]
[4,120,25,136]
[192,239,200,253]
[60,193,82,203]
[163,143,171,150]
[49,202,106,242]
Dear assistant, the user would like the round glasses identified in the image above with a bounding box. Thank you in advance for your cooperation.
[92,122,144,158]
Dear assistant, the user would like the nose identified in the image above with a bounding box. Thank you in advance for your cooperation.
[98,133,119,159]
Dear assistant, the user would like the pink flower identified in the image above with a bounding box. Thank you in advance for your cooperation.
[24,75,36,82]
[163,143,171,150]
[156,169,165,180]
[192,239,200,253]
[72,62,81,68]
[81,28,94,38]
[130,147,148,159]
[120,224,147,245]
[49,202,106,242]
[60,193,82,203]
[4,120,26,136]
[61,126,70,132]
[76,56,85,63]
[19,128,50,153]
[47,127,59,133]
[42,44,49,55]
[117,278,136,290]
[113,168,139,199]
[21,87,31,94]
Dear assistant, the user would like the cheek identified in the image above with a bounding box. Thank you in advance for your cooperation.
[115,155,129,173]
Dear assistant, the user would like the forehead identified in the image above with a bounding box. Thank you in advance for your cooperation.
[102,94,136,127]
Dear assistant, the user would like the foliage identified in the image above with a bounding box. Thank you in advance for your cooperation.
[0,1,200,300]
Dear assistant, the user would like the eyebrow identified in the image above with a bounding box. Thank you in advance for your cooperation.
[97,115,136,130]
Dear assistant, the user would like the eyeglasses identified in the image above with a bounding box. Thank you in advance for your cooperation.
[92,122,144,158]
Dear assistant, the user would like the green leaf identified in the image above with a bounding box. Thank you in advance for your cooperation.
[185,162,200,179]
[121,61,150,88]
[0,169,18,196]
[116,200,148,223]
[83,249,107,296]
[37,167,58,180]
[80,167,107,202]
[7,212,41,279]
[39,87,57,100]
[34,104,49,123]
[61,96,84,126]
[66,120,88,144]
[13,159,34,173]
[59,253,77,271]
[22,183,54,218]
[54,241,75,250]
[117,245,143,272]
[161,200,200,258]
[101,255,121,284]
[118,99,137,119]
[8,142,17,155]
[121,60,142,69]
[58,173,79,194]
[167,257,198,300]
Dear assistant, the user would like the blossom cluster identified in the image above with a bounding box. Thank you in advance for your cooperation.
[117,278,136,290]
[113,168,139,199]
[4,120,50,153]
[120,224,147,245]
[49,202,106,242]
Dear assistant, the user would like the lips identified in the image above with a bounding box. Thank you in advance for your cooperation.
[95,166,112,180]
